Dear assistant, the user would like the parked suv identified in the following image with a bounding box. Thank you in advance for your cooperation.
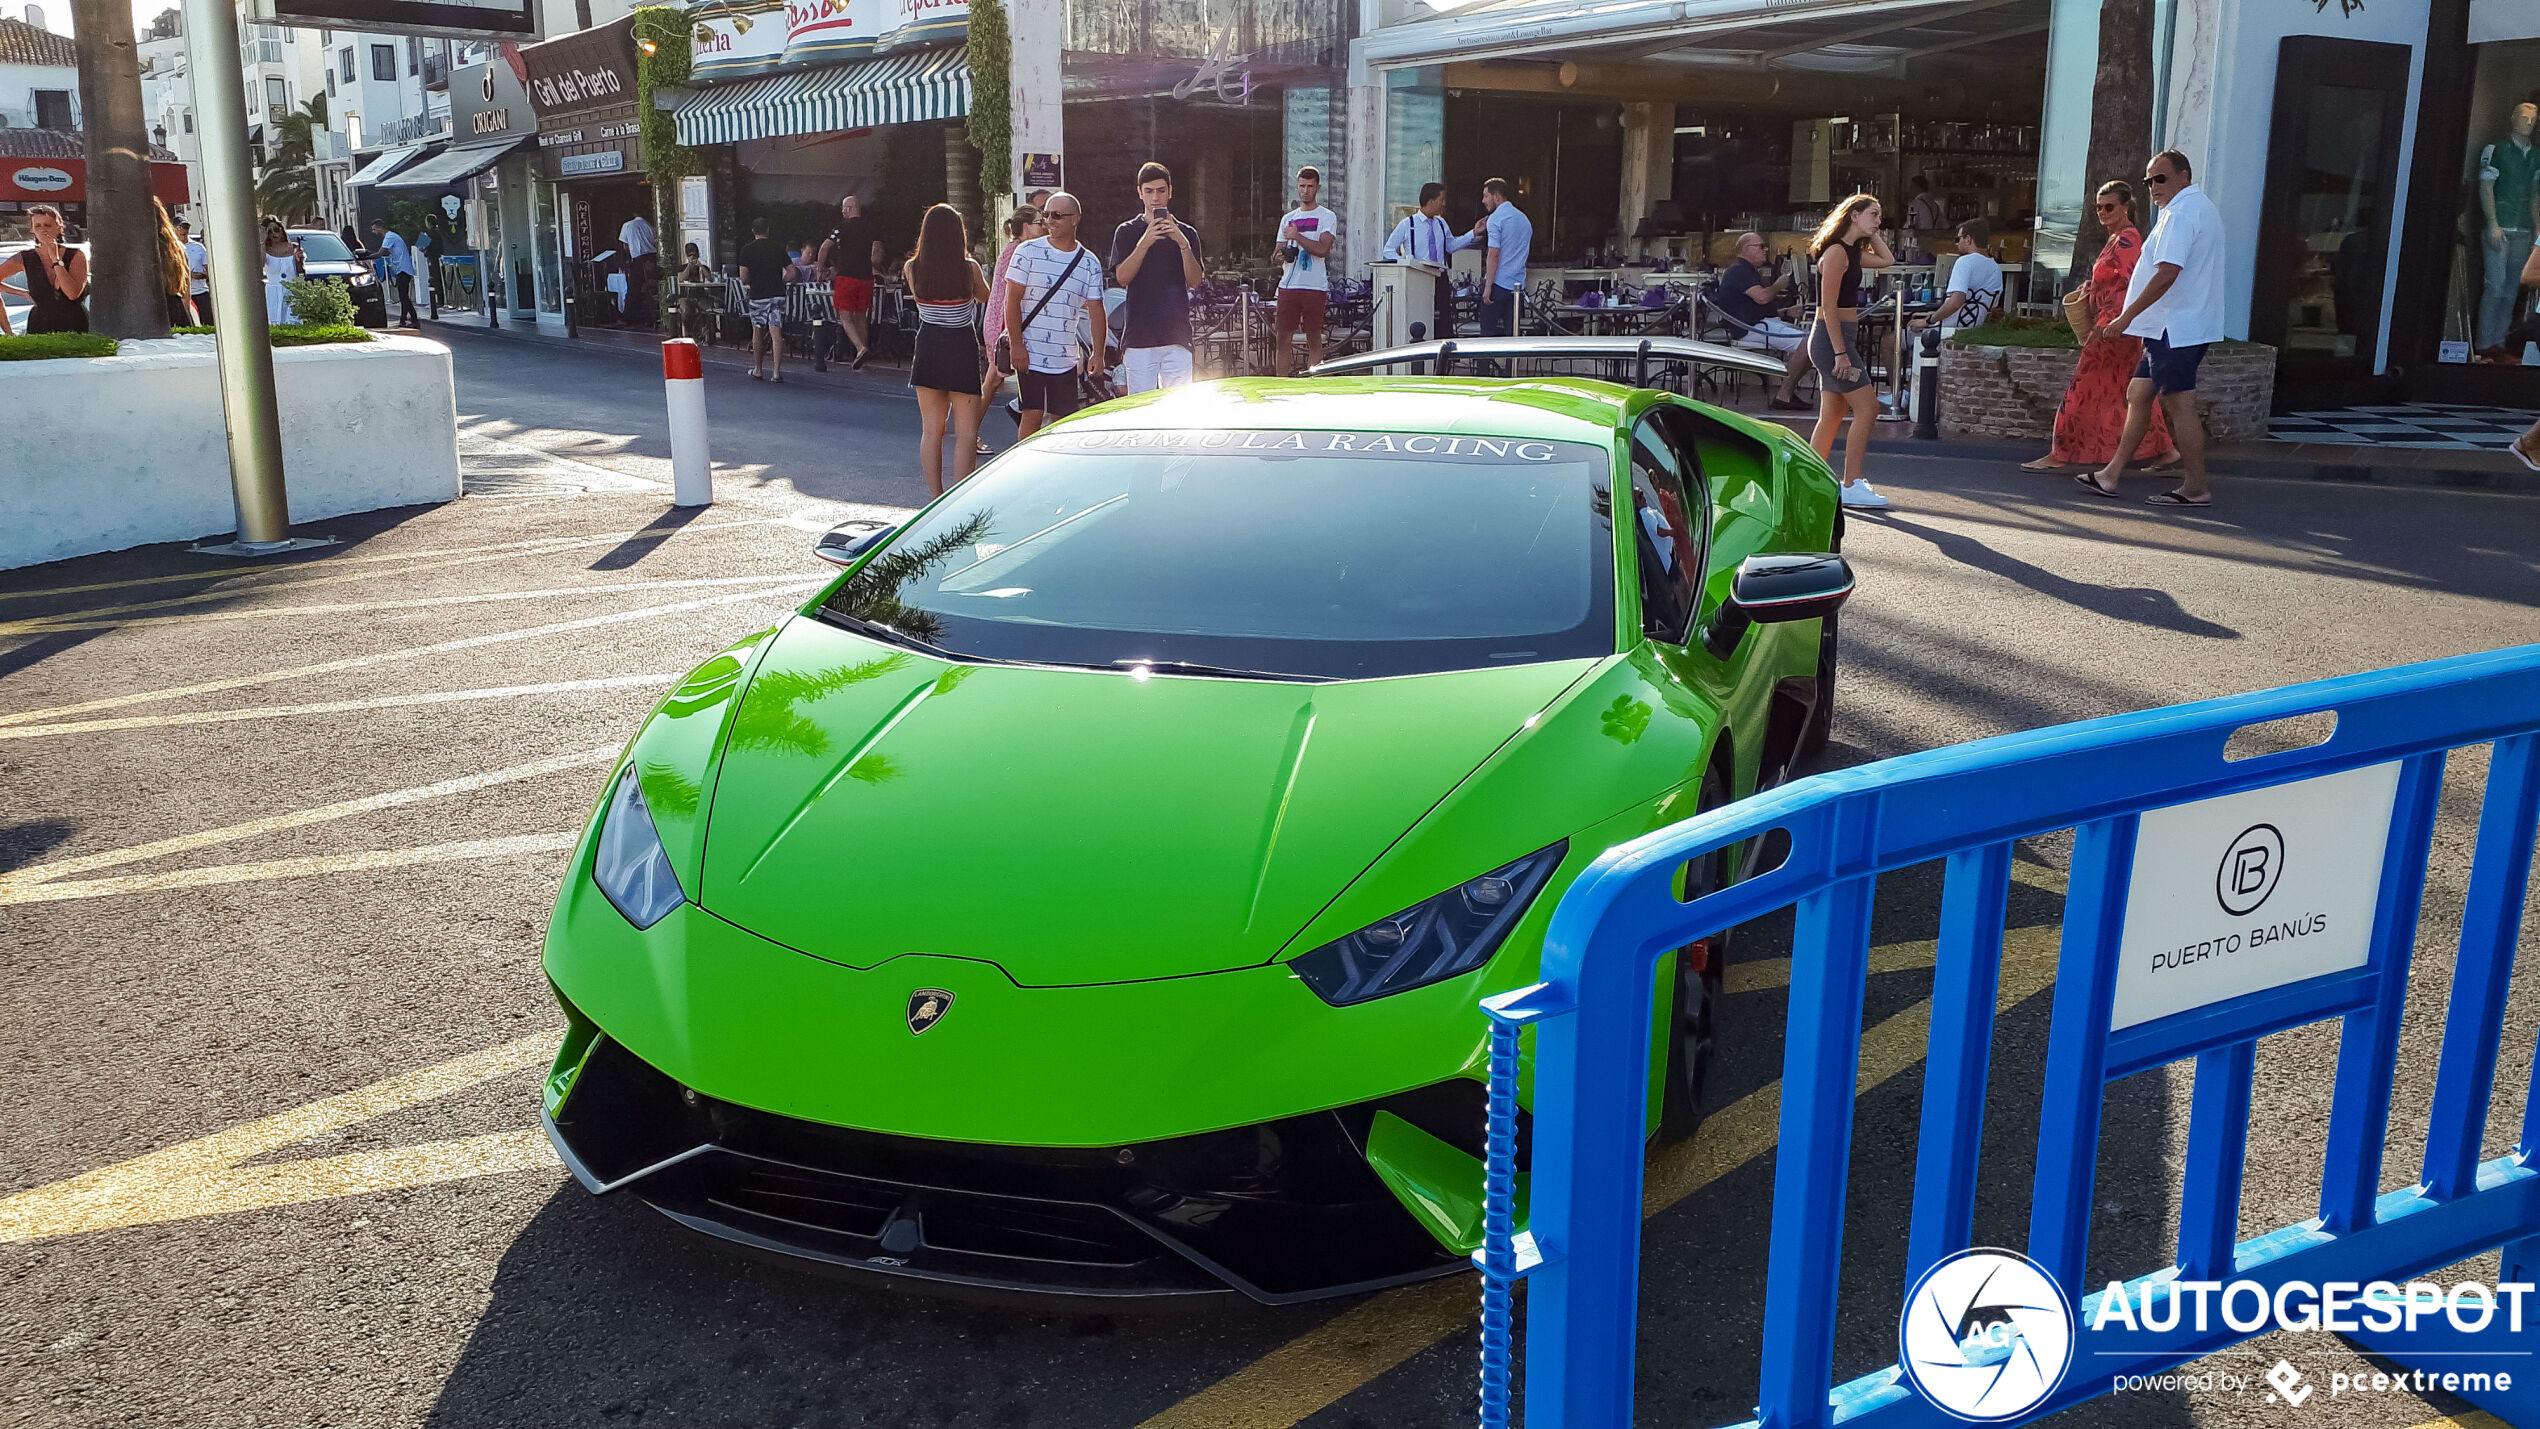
[289,229,386,328]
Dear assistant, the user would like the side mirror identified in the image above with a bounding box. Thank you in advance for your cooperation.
[1702,553,1852,658]
[813,521,896,568]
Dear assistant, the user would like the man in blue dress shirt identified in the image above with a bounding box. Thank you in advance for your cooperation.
[1470,177,1532,338]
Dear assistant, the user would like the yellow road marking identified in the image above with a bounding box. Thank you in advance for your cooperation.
[2405,1416,2507,1429]
[0,674,675,741]
[0,582,818,729]
[0,833,579,906]
[1134,925,2063,1429]
[0,746,614,893]
[5,573,805,637]
[0,516,781,610]
[0,1034,561,1243]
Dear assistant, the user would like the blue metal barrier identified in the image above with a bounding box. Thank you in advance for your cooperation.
[1477,644,2540,1429]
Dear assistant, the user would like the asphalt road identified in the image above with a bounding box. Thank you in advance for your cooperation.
[3,327,2537,1429]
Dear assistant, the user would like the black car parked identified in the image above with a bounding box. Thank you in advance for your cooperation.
[290,229,387,328]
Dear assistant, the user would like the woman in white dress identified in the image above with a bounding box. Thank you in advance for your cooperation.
[259,217,305,325]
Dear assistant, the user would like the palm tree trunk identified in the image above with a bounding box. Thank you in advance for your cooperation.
[2070,0,2156,285]
[69,0,167,338]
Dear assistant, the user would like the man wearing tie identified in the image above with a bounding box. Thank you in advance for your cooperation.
[1380,182,1469,341]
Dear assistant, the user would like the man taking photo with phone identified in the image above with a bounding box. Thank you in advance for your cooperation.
[1109,161,1205,392]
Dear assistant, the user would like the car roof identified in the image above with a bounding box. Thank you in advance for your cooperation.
[1055,376,1635,445]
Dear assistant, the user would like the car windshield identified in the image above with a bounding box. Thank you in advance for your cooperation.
[816,428,1616,681]
[295,233,355,261]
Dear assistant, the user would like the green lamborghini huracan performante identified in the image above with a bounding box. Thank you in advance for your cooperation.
[540,364,1852,1306]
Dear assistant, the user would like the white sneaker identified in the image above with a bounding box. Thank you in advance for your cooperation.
[1840,480,1891,509]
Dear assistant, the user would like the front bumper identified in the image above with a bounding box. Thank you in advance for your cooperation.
[545,1028,1478,1306]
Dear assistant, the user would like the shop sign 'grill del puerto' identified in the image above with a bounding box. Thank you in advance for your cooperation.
[673,47,971,147]
[1474,644,2540,1429]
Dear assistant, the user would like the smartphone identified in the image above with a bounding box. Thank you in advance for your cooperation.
[1151,207,1170,223]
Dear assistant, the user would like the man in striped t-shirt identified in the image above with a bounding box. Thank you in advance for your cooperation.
[1000,190,1111,437]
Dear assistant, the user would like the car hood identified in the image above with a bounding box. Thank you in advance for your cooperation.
[695,616,1598,985]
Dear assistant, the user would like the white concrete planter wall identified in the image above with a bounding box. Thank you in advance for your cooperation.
[0,334,462,571]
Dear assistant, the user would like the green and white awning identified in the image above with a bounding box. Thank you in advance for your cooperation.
[674,47,971,147]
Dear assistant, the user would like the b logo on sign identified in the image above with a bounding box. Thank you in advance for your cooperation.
[2216,823,2285,917]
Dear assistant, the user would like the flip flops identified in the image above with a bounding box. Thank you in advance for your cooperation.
[2512,438,2540,474]
[2073,473,2121,499]
[2144,490,2211,507]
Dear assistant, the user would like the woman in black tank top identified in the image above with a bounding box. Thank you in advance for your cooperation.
[0,203,89,335]
[1805,194,1895,508]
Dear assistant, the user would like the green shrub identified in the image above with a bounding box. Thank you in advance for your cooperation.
[0,332,117,361]
[270,323,374,346]
[169,322,371,345]
[284,275,358,327]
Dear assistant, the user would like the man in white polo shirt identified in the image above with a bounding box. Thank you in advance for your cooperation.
[2081,149,2226,508]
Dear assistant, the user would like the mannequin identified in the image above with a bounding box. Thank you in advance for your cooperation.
[2476,100,2540,358]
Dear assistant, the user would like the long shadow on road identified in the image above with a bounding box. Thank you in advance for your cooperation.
[1870,514,2240,640]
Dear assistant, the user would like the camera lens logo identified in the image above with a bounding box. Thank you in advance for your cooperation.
[1900,1248,2074,1421]
[2216,822,2285,917]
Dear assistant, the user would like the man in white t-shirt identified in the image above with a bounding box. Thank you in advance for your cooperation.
[1927,220,2002,330]
[179,219,211,328]
[2083,149,2227,507]
[1272,166,1339,376]
[1000,190,1111,437]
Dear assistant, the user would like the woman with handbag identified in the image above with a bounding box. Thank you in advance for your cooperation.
[906,203,994,497]
[2020,181,2175,472]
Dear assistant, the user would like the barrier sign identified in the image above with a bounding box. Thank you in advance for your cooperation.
[2109,761,2401,1030]
[1479,646,2540,1429]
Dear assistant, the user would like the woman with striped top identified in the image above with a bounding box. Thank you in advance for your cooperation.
[904,203,994,496]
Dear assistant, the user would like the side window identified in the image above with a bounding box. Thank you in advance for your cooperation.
[1629,419,1702,645]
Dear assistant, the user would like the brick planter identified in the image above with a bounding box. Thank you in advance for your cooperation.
[1939,339,2276,443]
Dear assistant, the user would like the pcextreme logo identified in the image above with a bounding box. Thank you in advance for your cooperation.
[1900,1249,2075,1421]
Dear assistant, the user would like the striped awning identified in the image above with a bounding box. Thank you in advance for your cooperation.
[674,47,971,147]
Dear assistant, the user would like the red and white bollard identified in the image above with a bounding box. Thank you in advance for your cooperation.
[663,339,713,507]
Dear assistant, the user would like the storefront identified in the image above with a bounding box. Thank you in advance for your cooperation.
[2384,0,2540,407]
[524,15,653,327]
[375,57,539,319]
[1348,0,2053,286]
[673,0,974,263]
[0,130,190,236]
[1054,0,1354,270]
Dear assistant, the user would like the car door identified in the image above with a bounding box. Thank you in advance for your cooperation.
[1625,408,1761,787]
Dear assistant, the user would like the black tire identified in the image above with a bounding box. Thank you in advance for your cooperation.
[1659,766,1736,1143]
[1795,612,1838,762]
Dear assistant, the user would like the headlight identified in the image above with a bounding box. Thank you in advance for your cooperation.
[1290,842,1567,1006]
[349,272,376,286]
[592,766,685,929]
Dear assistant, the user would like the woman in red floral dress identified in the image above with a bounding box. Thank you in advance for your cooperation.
[2022,181,2175,471]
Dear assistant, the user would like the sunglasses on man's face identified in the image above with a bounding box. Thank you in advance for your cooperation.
[2145,172,2174,186]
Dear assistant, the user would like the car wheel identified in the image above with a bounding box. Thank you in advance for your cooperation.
[1659,766,1735,1143]
[1795,612,1838,762]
